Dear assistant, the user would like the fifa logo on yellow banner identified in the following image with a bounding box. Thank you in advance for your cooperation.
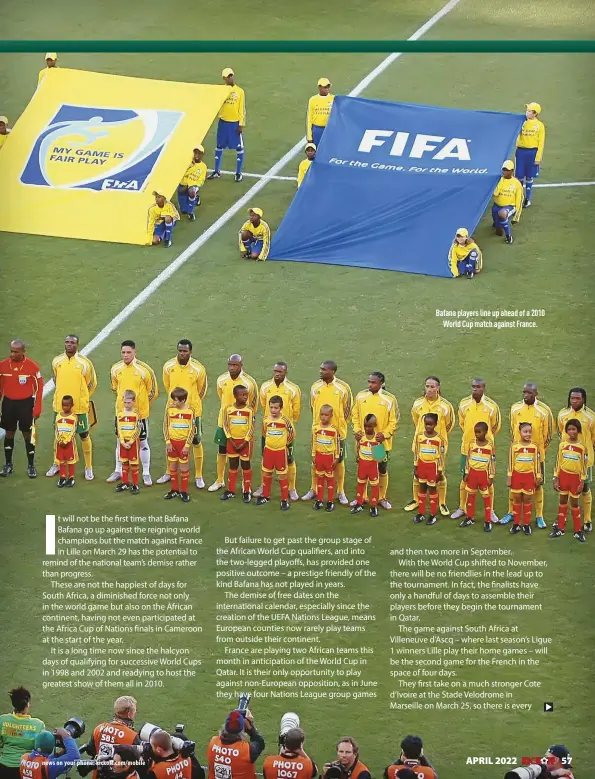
[20,105,183,192]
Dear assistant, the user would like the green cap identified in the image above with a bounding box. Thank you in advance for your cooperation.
[35,731,56,755]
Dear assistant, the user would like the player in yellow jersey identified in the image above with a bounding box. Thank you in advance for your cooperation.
[221,385,255,502]
[255,395,295,511]
[404,376,454,516]
[302,361,353,505]
[351,372,399,510]
[209,354,258,492]
[0,116,10,150]
[239,208,271,261]
[107,340,158,487]
[208,67,246,182]
[46,334,97,481]
[163,388,195,504]
[54,395,78,489]
[148,192,179,248]
[491,160,523,245]
[297,144,316,188]
[558,387,595,532]
[452,378,500,523]
[38,53,58,86]
[158,339,208,489]
[306,78,335,148]
[515,102,545,208]
[448,228,483,279]
[551,419,588,543]
[254,362,302,501]
[177,146,207,221]
[500,382,553,529]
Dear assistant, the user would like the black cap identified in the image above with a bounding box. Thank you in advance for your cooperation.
[547,745,569,759]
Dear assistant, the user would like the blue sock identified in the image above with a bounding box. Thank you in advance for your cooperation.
[164,222,174,241]
[214,148,223,174]
[236,149,245,176]
[525,178,534,200]
[187,194,197,215]
[501,218,511,238]
[242,239,251,253]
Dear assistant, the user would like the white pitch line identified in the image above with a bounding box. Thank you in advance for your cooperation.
[14,0,463,408]
[219,170,595,188]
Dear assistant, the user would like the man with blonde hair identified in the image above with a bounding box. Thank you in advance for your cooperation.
[83,696,140,778]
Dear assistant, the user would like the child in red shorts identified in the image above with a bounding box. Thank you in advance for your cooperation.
[507,422,541,536]
[311,404,340,513]
[163,387,195,503]
[351,413,381,518]
[551,419,588,543]
[460,421,496,533]
[115,389,141,494]
[255,395,295,511]
[54,395,78,488]
[221,385,255,503]
[413,413,447,526]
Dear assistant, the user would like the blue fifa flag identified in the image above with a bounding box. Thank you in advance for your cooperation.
[270,96,525,276]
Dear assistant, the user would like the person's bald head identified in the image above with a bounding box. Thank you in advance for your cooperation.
[10,340,26,362]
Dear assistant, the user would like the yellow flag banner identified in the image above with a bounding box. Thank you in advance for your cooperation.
[0,68,230,245]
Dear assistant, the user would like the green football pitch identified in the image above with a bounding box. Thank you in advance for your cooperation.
[1,1,595,777]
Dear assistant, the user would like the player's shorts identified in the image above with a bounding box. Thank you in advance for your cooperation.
[55,440,77,465]
[53,411,89,436]
[226,437,252,461]
[510,470,536,495]
[311,124,325,148]
[460,454,467,476]
[315,452,335,477]
[153,220,176,241]
[118,440,139,464]
[262,446,288,474]
[168,438,190,464]
[217,119,243,150]
[0,396,34,433]
[515,146,539,179]
[492,203,516,222]
[417,460,439,486]
[357,458,379,484]
[557,470,582,498]
[243,238,264,257]
[338,439,346,464]
[287,443,295,463]
[465,467,490,494]
[456,249,479,277]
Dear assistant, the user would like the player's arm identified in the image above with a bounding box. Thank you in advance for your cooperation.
[343,385,353,425]
[445,400,455,434]
[544,406,554,450]
[286,418,295,445]
[51,356,58,385]
[248,378,258,412]
[222,408,233,439]
[130,417,142,444]
[259,382,268,413]
[413,435,420,466]
[385,399,398,440]
[492,402,502,436]
[411,400,421,429]
[86,359,98,397]
[145,364,159,405]
[258,223,271,261]
[509,406,515,440]
[292,385,302,423]
[351,396,361,434]
[162,364,171,397]
[198,367,208,401]
[457,402,465,433]
[535,449,541,482]
[556,409,564,438]
[306,97,314,142]
[507,444,514,478]
[438,437,446,473]
[110,365,118,394]
[488,444,496,480]
[163,408,170,444]
[580,447,588,482]
[536,122,545,163]
[185,417,195,449]
[311,426,317,458]
[334,429,341,460]
[32,363,44,418]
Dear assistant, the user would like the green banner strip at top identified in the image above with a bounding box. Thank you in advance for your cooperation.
[0,40,594,54]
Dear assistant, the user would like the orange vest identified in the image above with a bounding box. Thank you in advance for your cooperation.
[207,737,256,779]
[20,754,50,779]
[387,765,436,779]
[152,755,193,779]
[92,722,138,779]
[349,763,370,779]
[263,755,314,779]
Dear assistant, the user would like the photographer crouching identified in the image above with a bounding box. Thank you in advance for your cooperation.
[19,729,81,779]
[504,745,575,779]
[263,722,316,779]
[384,736,437,779]
[207,708,264,779]
[322,738,370,779]
[147,731,203,779]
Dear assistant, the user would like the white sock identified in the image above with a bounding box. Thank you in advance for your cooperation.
[115,443,122,475]
[140,441,151,475]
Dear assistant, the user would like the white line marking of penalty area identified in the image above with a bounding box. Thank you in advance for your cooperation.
[18,0,463,407]
[220,171,595,188]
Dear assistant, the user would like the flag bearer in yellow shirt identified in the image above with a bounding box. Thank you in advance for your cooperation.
[239,208,271,261]
[47,335,97,481]
[208,67,246,182]
[515,102,545,208]
[448,228,483,279]
[178,146,207,220]
[148,192,179,248]
[491,160,523,245]
[297,144,316,188]
[38,53,58,85]
[306,78,335,148]
[0,116,10,150]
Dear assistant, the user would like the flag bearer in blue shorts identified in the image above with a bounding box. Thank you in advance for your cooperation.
[208,67,246,182]
[515,102,545,208]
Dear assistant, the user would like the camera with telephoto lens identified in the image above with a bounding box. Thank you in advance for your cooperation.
[325,764,343,779]
[278,713,300,749]
[237,694,251,716]
[55,718,86,752]
[504,767,546,779]
[138,723,196,757]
